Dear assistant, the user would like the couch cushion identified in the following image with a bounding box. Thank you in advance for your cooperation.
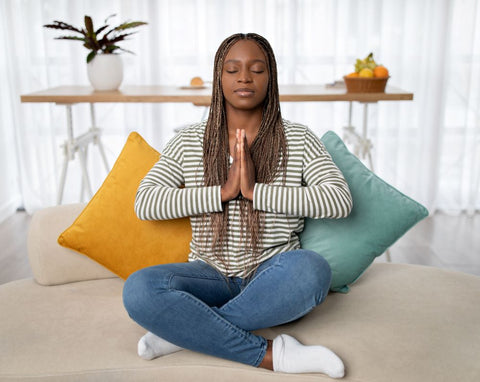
[301,131,429,292]
[28,203,117,285]
[1,263,479,381]
[57,132,191,280]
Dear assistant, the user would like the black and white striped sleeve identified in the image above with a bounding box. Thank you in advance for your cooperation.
[253,128,352,219]
[135,132,222,220]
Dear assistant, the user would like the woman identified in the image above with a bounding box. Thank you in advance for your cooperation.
[123,33,352,378]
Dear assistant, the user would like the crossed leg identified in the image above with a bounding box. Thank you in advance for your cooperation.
[123,250,344,377]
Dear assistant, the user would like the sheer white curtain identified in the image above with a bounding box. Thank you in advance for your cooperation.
[0,3,22,222]
[0,0,479,220]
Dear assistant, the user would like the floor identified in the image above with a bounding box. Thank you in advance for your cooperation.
[0,210,479,285]
[376,211,480,276]
[0,211,32,285]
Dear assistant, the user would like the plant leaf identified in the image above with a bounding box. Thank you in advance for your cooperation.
[45,15,146,57]
[95,25,109,36]
[114,21,148,31]
[103,44,120,54]
[116,47,135,55]
[101,28,115,40]
[85,35,101,51]
[43,21,84,35]
[86,50,96,63]
[84,16,94,36]
[107,32,137,44]
[54,36,86,41]
[104,14,117,24]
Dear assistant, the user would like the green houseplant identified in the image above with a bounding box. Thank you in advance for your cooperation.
[44,15,147,91]
[44,14,147,63]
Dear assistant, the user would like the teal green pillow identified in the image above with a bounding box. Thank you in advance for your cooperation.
[300,131,428,293]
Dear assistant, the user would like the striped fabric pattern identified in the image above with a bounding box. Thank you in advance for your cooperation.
[135,120,352,277]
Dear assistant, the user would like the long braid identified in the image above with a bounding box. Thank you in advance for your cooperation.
[201,33,287,275]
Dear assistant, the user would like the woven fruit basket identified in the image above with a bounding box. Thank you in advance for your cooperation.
[343,76,389,93]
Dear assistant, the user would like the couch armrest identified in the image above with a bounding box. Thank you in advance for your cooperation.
[27,204,117,285]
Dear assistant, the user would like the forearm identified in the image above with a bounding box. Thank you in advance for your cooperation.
[253,182,352,218]
[135,183,223,220]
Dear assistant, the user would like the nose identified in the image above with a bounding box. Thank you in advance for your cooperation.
[237,68,252,83]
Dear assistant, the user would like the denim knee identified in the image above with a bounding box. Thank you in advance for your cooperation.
[288,249,332,304]
[123,270,144,320]
[122,267,167,321]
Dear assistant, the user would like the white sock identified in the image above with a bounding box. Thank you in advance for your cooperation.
[137,331,183,360]
[272,334,345,378]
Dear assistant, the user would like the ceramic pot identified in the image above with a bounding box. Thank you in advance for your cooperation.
[87,54,123,91]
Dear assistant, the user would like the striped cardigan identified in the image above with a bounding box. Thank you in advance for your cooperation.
[135,120,352,277]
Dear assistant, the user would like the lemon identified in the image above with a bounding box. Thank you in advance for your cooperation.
[358,68,374,78]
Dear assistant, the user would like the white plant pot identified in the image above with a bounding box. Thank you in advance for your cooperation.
[87,54,123,91]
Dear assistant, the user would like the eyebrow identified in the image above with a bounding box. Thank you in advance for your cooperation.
[224,59,266,65]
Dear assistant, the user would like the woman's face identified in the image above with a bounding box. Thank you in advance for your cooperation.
[221,39,269,112]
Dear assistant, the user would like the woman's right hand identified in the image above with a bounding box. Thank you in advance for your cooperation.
[220,130,241,202]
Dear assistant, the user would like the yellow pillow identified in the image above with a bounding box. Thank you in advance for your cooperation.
[58,132,191,279]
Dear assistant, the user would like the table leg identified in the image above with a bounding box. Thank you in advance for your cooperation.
[56,104,109,204]
[384,250,392,262]
[348,101,353,127]
[78,146,93,198]
[56,105,74,205]
[362,103,375,172]
[343,102,374,165]
[90,104,110,173]
[80,145,90,202]
[66,105,74,150]
[56,144,69,205]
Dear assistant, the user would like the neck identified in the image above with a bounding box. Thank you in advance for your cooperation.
[225,106,263,146]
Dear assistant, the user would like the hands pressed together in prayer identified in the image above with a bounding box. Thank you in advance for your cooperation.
[221,129,256,202]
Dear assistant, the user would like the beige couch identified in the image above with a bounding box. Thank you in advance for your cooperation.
[1,204,479,381]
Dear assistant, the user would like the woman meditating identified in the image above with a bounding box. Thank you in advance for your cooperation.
[123,33,352,378]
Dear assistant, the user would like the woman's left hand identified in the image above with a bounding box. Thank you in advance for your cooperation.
[238,129,256,200]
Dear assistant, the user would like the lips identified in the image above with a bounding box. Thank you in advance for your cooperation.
[234,88,255,97]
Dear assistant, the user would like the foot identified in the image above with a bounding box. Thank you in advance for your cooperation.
[272,334,345,378]
[137,331,183,360]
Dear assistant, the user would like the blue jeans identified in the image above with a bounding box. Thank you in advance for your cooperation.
[123,249,331,367]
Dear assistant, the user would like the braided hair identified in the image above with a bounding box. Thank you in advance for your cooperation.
[201,33,287,274]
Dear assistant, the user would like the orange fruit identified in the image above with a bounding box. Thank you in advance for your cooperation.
[346,72,359,77]
[190,76,204,86]
[358,68,374,78]
[373,65,389,77]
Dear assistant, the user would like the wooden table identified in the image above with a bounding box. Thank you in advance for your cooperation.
[21,84,413,204]
[21,84,413,105]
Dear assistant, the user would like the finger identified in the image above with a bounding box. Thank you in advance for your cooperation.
[239,129,244,153]
[236,129,241,147]
[240,132,244,164]
[236,130,242,161]
[242,129,248,151]
[234,129,240,161]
